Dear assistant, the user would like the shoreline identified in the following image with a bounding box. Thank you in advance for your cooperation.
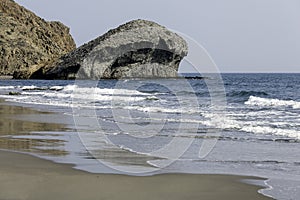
[0,98,273,199]
[0,150,272,200]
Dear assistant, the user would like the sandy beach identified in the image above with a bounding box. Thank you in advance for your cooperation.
[0,150,271,200]
[0,100,272,200]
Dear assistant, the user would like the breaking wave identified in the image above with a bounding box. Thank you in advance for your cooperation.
[245,96,300,109]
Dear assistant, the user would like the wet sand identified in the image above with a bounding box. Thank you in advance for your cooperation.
[0,99,70,156]
[0,151,271,200]
[0,100,272,199]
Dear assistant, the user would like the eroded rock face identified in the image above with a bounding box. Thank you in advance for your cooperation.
[0,0,76,78]
[34,19,188,79]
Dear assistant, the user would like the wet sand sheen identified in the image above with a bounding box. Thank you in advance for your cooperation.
[0,99,70,156]
[0,100,272,199]
[0,151,271,200]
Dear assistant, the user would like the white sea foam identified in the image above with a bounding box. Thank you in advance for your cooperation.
[241,126,300,139]
[1,85,149,108]
[0,94,30,100]
[201,111,300,139]
[0,86,14,90]
[42,92,72,98]
[21,91,48,95]
[21,85,40,90]
[245,96,300,109]
[118,145,151,156]
[201,112,242,129]
[63,85,77,91]
[72,93,146,102]
[49,86,64,91]
[63,85,150,96]
[122,105,200,114]
[59,85,152,102]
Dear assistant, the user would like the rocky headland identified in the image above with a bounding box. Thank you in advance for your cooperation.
[30,20,188,79]
[0,0,76,78]
[1,1,188,79]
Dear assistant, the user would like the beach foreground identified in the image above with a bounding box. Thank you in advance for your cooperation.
[0,150,271,200]
[0,96,275,200]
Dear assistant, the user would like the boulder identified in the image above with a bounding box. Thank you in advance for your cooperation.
[32,19,188,79]
[0,0,76,78]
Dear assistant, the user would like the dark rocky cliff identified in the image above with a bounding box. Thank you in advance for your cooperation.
[0,0,76,78]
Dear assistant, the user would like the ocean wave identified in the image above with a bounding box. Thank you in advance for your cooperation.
[1,84,152,108]
[227,91,268,98]
[201,113,241,129]
[0,85,67,92]
[0,94,30,100]
[241,126,300,139]
[65,85,154,102]
[137,89,166,94]
[16,84,152,97]
[71,93,147,102]
[0,86,15,90]
[49,86,64,91]
[26,92,145,104]
[63,85,77,91]
[18,85,64,91]
[245,96,300,109]
[202,112,300,139]
[21,85,48,91]
[175,90,209,97]
[122,106,200,114]
[42,92,72,99]
[63,85,151,96]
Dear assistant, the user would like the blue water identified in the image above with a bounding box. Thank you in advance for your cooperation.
[0,73,299,199]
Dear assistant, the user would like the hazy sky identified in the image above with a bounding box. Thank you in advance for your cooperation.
[15,0,300,73]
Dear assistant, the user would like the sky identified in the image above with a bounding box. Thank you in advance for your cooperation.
[15,0,300,73]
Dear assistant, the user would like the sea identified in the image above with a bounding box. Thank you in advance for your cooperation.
[0,73,299,199]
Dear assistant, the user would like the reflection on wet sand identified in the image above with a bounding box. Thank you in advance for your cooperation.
[0,100,161,168]
[0,100,69,156]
